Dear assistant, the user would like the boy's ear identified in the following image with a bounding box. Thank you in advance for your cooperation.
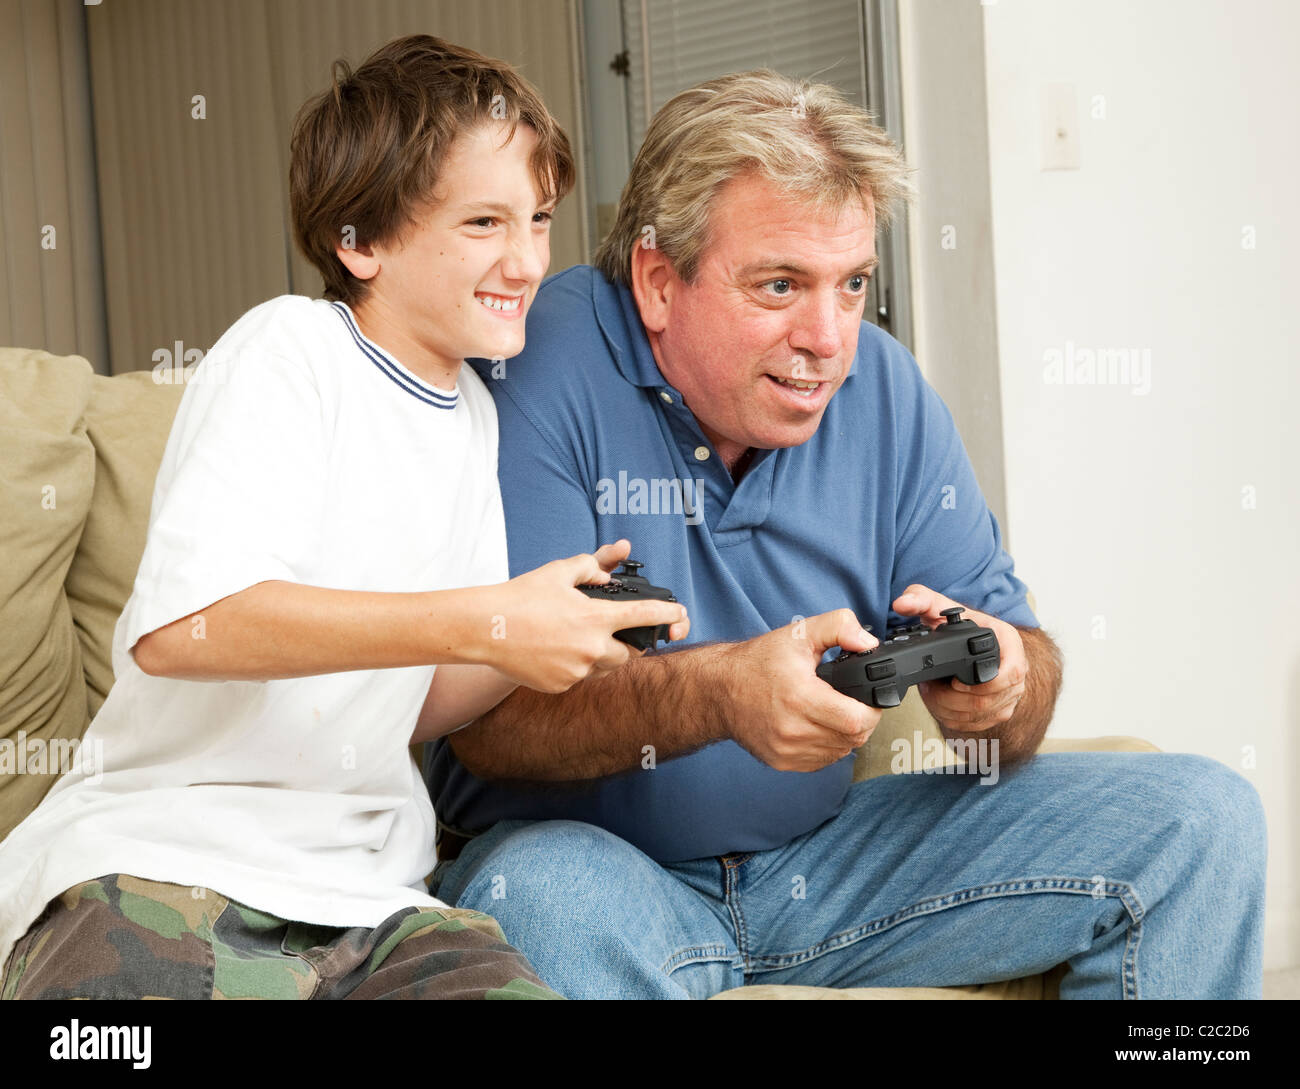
[630,239,677,335]
[336,241,380,282]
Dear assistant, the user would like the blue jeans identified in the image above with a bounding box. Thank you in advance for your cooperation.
[430,752,1266,999]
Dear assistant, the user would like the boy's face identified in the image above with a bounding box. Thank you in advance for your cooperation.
[346,122,554,384]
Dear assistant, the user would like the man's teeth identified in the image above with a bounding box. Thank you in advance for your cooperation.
[775,376,820,396]
[477,294,521,312]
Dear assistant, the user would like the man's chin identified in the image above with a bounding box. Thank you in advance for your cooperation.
[752,414,828,450]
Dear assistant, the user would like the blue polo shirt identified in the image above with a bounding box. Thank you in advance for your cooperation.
[427,265,1037,862]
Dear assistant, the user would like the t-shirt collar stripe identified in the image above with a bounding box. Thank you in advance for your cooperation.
[331,301,459,409]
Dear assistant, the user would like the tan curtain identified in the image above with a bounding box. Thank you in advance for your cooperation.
[84,0,291,375]
[0,0,109,373]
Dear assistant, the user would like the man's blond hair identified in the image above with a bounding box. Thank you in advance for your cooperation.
[594,70,913,286]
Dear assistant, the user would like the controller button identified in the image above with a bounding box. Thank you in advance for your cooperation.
[968,634,996,655]
[872,683,902,707]
[942,607,964,624]
[866,661,896,681]
[975,658,999,684]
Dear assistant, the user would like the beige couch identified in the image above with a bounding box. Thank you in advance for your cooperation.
[0,346,1158,999]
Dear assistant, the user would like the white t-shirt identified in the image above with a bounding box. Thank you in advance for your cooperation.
[0,296,508,968]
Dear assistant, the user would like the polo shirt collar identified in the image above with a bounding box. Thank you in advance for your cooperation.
[593,273,668,389]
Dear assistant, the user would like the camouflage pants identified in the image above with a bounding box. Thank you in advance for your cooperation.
[1,874,562,1000]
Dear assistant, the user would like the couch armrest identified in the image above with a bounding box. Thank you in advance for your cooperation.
[1036,736,1160,755]
[854,691,1161,782]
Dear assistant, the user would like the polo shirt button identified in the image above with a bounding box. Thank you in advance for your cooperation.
[694,446,710,461]
[659,391,673,404]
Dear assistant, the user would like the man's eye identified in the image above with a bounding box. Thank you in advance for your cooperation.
[846,274,868,293]
[764,279,792,296]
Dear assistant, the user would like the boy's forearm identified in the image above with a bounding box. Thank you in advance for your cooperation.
[132,579,495,682]
[411,665,518,743]
[448,643,732,781]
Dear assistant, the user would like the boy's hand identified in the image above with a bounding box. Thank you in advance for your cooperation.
[481,540,690,694]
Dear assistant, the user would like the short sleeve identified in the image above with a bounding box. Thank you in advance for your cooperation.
[890,369,1039,629]
[491,383,597,578]
[120,350,328,655]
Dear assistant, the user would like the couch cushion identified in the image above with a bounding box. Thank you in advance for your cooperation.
[0,349,96,840]
[64,370,184,717]
[712,964,1069,1000]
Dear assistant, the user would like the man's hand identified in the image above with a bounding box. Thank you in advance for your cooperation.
[724,609,881,772]
[892,584,1027,733]
[892,584,1062,765]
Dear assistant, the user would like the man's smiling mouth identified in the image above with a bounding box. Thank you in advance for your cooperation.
[767,374,823,398]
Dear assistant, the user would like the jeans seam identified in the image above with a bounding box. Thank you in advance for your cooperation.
[745,875,1146,998]
[721,859,751,969]
[660,944,736,974]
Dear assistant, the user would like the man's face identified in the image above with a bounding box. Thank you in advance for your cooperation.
[358,122,553,377]
[643,173,877,462]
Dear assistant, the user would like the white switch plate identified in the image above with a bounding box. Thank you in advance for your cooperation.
[1041,83,1080,171]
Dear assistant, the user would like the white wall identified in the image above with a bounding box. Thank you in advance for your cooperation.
[980,0,1299,970]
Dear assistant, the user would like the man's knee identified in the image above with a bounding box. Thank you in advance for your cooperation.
[1132,753,1266,864]
[453,819,644,915]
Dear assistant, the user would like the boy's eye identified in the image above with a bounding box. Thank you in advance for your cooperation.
[533,210,554,224]
[468,216,496,229]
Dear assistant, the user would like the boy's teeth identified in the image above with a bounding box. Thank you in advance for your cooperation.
[477,294,520,312]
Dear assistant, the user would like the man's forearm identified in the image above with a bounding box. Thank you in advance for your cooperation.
[449,643,732,781]
[938,626,1063,765]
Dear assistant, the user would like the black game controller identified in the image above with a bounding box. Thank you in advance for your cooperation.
[816,607,1000,708]
[578,560,679,651]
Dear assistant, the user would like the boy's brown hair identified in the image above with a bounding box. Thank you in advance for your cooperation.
[291,34,575,304]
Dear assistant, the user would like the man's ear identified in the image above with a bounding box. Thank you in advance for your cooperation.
[629,238,677,334]
[335,240,380,283]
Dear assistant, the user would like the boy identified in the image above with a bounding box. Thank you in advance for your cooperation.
[0,34,686,1000]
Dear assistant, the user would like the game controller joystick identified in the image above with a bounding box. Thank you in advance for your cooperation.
[578,560,679,651]
[816,606,1000,708]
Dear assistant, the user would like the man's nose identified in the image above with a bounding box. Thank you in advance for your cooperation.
[789,292,844,363]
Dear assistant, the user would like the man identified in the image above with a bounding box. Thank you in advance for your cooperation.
[426,71,1266,999]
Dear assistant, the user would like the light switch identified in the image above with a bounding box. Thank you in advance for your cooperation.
[1041,83,1080,171]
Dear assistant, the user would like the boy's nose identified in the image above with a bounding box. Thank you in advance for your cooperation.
[501,234,547,284]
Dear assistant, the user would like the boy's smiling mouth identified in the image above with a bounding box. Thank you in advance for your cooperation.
[475,291,524,315]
